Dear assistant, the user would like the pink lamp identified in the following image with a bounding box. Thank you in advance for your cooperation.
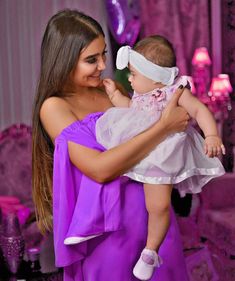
[209,77,228,99]
[218,74,233,93]
[192,47,211,67]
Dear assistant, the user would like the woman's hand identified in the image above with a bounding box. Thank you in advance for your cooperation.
[159,86,189,134]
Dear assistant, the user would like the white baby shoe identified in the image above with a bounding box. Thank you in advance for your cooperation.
[133,248,163,280]
[64,234,102,245]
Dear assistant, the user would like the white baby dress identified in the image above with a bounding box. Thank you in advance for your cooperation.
[96,76,225,196]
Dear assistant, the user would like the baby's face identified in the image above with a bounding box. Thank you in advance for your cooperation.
[128,65,162,94]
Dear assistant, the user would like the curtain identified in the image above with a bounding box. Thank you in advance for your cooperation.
[0,0,113,130]
[139,0,210,75]
[221,0,235,171]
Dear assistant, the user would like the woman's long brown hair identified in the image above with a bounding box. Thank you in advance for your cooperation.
[32,9,104,234]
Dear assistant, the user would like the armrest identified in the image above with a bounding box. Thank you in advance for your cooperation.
[199,173,235,209]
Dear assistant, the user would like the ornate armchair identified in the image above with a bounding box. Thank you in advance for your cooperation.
[0,124,43,246]
[0,124,33,210]
[0,124,58,275]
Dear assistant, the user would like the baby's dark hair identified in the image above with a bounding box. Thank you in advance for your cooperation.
[134,35,176,67]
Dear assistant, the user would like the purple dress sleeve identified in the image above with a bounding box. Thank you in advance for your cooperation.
[53,112,122,267]
[53,112,189,281]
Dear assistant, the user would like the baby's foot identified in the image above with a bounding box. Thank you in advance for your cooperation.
[133,248,163,280]
[64,234,102,245]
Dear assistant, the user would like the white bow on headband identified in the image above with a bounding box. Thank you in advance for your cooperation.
[116,46,179,86]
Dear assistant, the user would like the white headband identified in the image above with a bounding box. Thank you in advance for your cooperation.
[116,46,179,86]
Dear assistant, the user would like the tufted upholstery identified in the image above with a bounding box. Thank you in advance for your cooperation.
[0,124,60,274]
[0,124,33,210]
[0,124,43,248]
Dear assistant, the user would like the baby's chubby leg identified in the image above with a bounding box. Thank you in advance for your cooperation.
[144,183,173,252]
[133,183,172,280]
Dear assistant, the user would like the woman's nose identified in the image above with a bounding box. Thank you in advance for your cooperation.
[97,57,106,71]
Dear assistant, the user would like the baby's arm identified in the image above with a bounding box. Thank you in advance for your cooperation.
[103,78,131,107]
[178,88,225,157]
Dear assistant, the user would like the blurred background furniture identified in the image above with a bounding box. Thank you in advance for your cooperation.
[177,173,235,281]
[197,173,235,280]
[0,124,60,279]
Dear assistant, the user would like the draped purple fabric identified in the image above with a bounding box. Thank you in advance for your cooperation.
[53,112,189,281]
[139,0,210,75]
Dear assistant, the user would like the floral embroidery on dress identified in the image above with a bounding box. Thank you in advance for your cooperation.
[151,89,166,102]
[131,88,168,112]
[130,77,189,113]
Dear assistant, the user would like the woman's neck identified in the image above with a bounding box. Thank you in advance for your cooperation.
[63,87,112,120]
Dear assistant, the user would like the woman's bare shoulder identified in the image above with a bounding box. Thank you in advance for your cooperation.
[40,97,77,141]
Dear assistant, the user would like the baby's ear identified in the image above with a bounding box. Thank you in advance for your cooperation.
[154,81,164,87]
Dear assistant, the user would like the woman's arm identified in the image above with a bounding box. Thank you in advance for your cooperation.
[67,87,189,182]
[41,87,188,183]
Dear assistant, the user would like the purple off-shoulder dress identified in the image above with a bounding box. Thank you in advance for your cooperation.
[53,112,189,281]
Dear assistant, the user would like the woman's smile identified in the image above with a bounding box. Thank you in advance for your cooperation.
[90,73,101,78]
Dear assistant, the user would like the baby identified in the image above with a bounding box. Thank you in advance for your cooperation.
[96,35,225,280]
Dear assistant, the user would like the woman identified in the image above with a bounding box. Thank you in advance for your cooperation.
[32,9,189,281]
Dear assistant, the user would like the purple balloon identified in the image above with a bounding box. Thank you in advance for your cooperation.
[124,18,140,46]
[105,0,140,46]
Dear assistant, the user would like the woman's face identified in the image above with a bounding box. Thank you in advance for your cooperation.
[71,35,107,88]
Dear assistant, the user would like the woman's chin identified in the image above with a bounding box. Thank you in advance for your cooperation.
[88,78,102,87]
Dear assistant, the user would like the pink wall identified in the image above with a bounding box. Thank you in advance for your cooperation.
[0,0,113,130]
[139,0,211,75]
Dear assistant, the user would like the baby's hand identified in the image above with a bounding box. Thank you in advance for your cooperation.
[204,135,225,157]
[103,78,117,97]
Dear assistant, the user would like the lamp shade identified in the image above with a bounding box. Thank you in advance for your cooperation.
[192,47,211,66]
[209,77,228,98]
[218,74,233,92]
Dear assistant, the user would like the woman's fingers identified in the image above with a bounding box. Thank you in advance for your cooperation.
[161,106,189,134]
[168,85,184,107]
[159,85,190,134]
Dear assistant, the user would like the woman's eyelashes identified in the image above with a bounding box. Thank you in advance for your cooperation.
[86,50,107,64]
[86,57,97,64]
